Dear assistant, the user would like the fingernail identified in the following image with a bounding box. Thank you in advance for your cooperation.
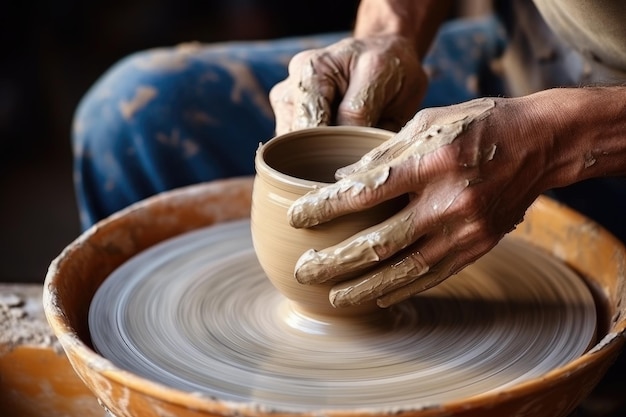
[329,287,366,308]
[287,201,320,228]
[329,289,349,308]
[376,297,393,308]
[330,280,378,308]
[377,292,407,308]
[287,203,305,228]
[328,290,352,307]
[294,249,326,284]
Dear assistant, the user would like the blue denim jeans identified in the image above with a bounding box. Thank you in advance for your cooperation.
[71,15,626,245]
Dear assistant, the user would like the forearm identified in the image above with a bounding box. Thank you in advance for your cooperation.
[353,0,452,59]
[526,87,626,190]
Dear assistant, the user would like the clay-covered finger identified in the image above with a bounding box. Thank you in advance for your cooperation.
[289,52,339,131]
[328,248,434,308]
[288,131,466,229]
[294,202,426,284]
[333,110,441,179]
[337,98,497,179]
[292,92,333,131]
[375,241,497,308]
[288,156,418,229]
[334,50,395,128]
[269,80,295,136]
[326,218,497,307]
[376,254,459,308]
[288,102,491,228]
[335,125,417,180]
[289,166,386,228]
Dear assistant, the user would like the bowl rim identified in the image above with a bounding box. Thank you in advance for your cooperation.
[254,125,394,191]
[43,176,626,416]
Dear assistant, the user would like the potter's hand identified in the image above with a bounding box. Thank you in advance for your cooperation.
[288,97,555,308]
[269,35,427,135]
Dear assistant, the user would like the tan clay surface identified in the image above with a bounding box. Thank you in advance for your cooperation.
[252,126,405,316]
[43,176,626,417]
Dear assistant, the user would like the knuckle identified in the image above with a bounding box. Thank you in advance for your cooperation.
[453,186,487,218]
[269,81,288,104]
[360,49,388,70]
[347,186,385,210]
[432,145,462,171]
[288,50,316,71]
[453,216,500,253]
[408,250,429,271]
[337,101,372,126]
[411,107,439,129]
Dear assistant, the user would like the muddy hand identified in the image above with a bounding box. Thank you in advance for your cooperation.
[269,35,426,135]
[288,97,551,308]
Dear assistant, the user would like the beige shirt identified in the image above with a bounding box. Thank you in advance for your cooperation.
[533,0,626,79]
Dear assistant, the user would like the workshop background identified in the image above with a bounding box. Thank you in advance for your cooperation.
[0,0,364,284]
[0,0,490,284]
[2,2,626,416]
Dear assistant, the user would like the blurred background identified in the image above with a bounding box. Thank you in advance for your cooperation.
[0,0,362,283]
[0,1,489,283]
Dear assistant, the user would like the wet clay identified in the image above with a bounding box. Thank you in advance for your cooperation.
[45,178,626,417]
[292,38,403,130]
[0,284,60,352]
[289,98,496,228]
[89,218,596,413]
[252,126,406,317]
[287,100,496,306]
[0,284,102,417]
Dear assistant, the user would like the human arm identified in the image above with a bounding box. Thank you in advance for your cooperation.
[269,0,452,135]
[288,86,626,308]
[353,0,451,59]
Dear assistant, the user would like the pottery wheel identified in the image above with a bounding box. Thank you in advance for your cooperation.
[89,218,597,412]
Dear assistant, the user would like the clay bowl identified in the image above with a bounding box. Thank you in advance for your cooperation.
[44,176,626,417]
[252,126,405,317]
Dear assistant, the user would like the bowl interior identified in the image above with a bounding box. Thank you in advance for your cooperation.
[261,126,392,183]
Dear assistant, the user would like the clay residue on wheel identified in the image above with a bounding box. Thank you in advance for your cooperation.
[0,284,61,353]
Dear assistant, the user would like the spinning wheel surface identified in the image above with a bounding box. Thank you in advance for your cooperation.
[89,218,596,413]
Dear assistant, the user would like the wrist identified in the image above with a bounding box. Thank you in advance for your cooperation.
[520,87,626,191]
[353,0,451,59]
